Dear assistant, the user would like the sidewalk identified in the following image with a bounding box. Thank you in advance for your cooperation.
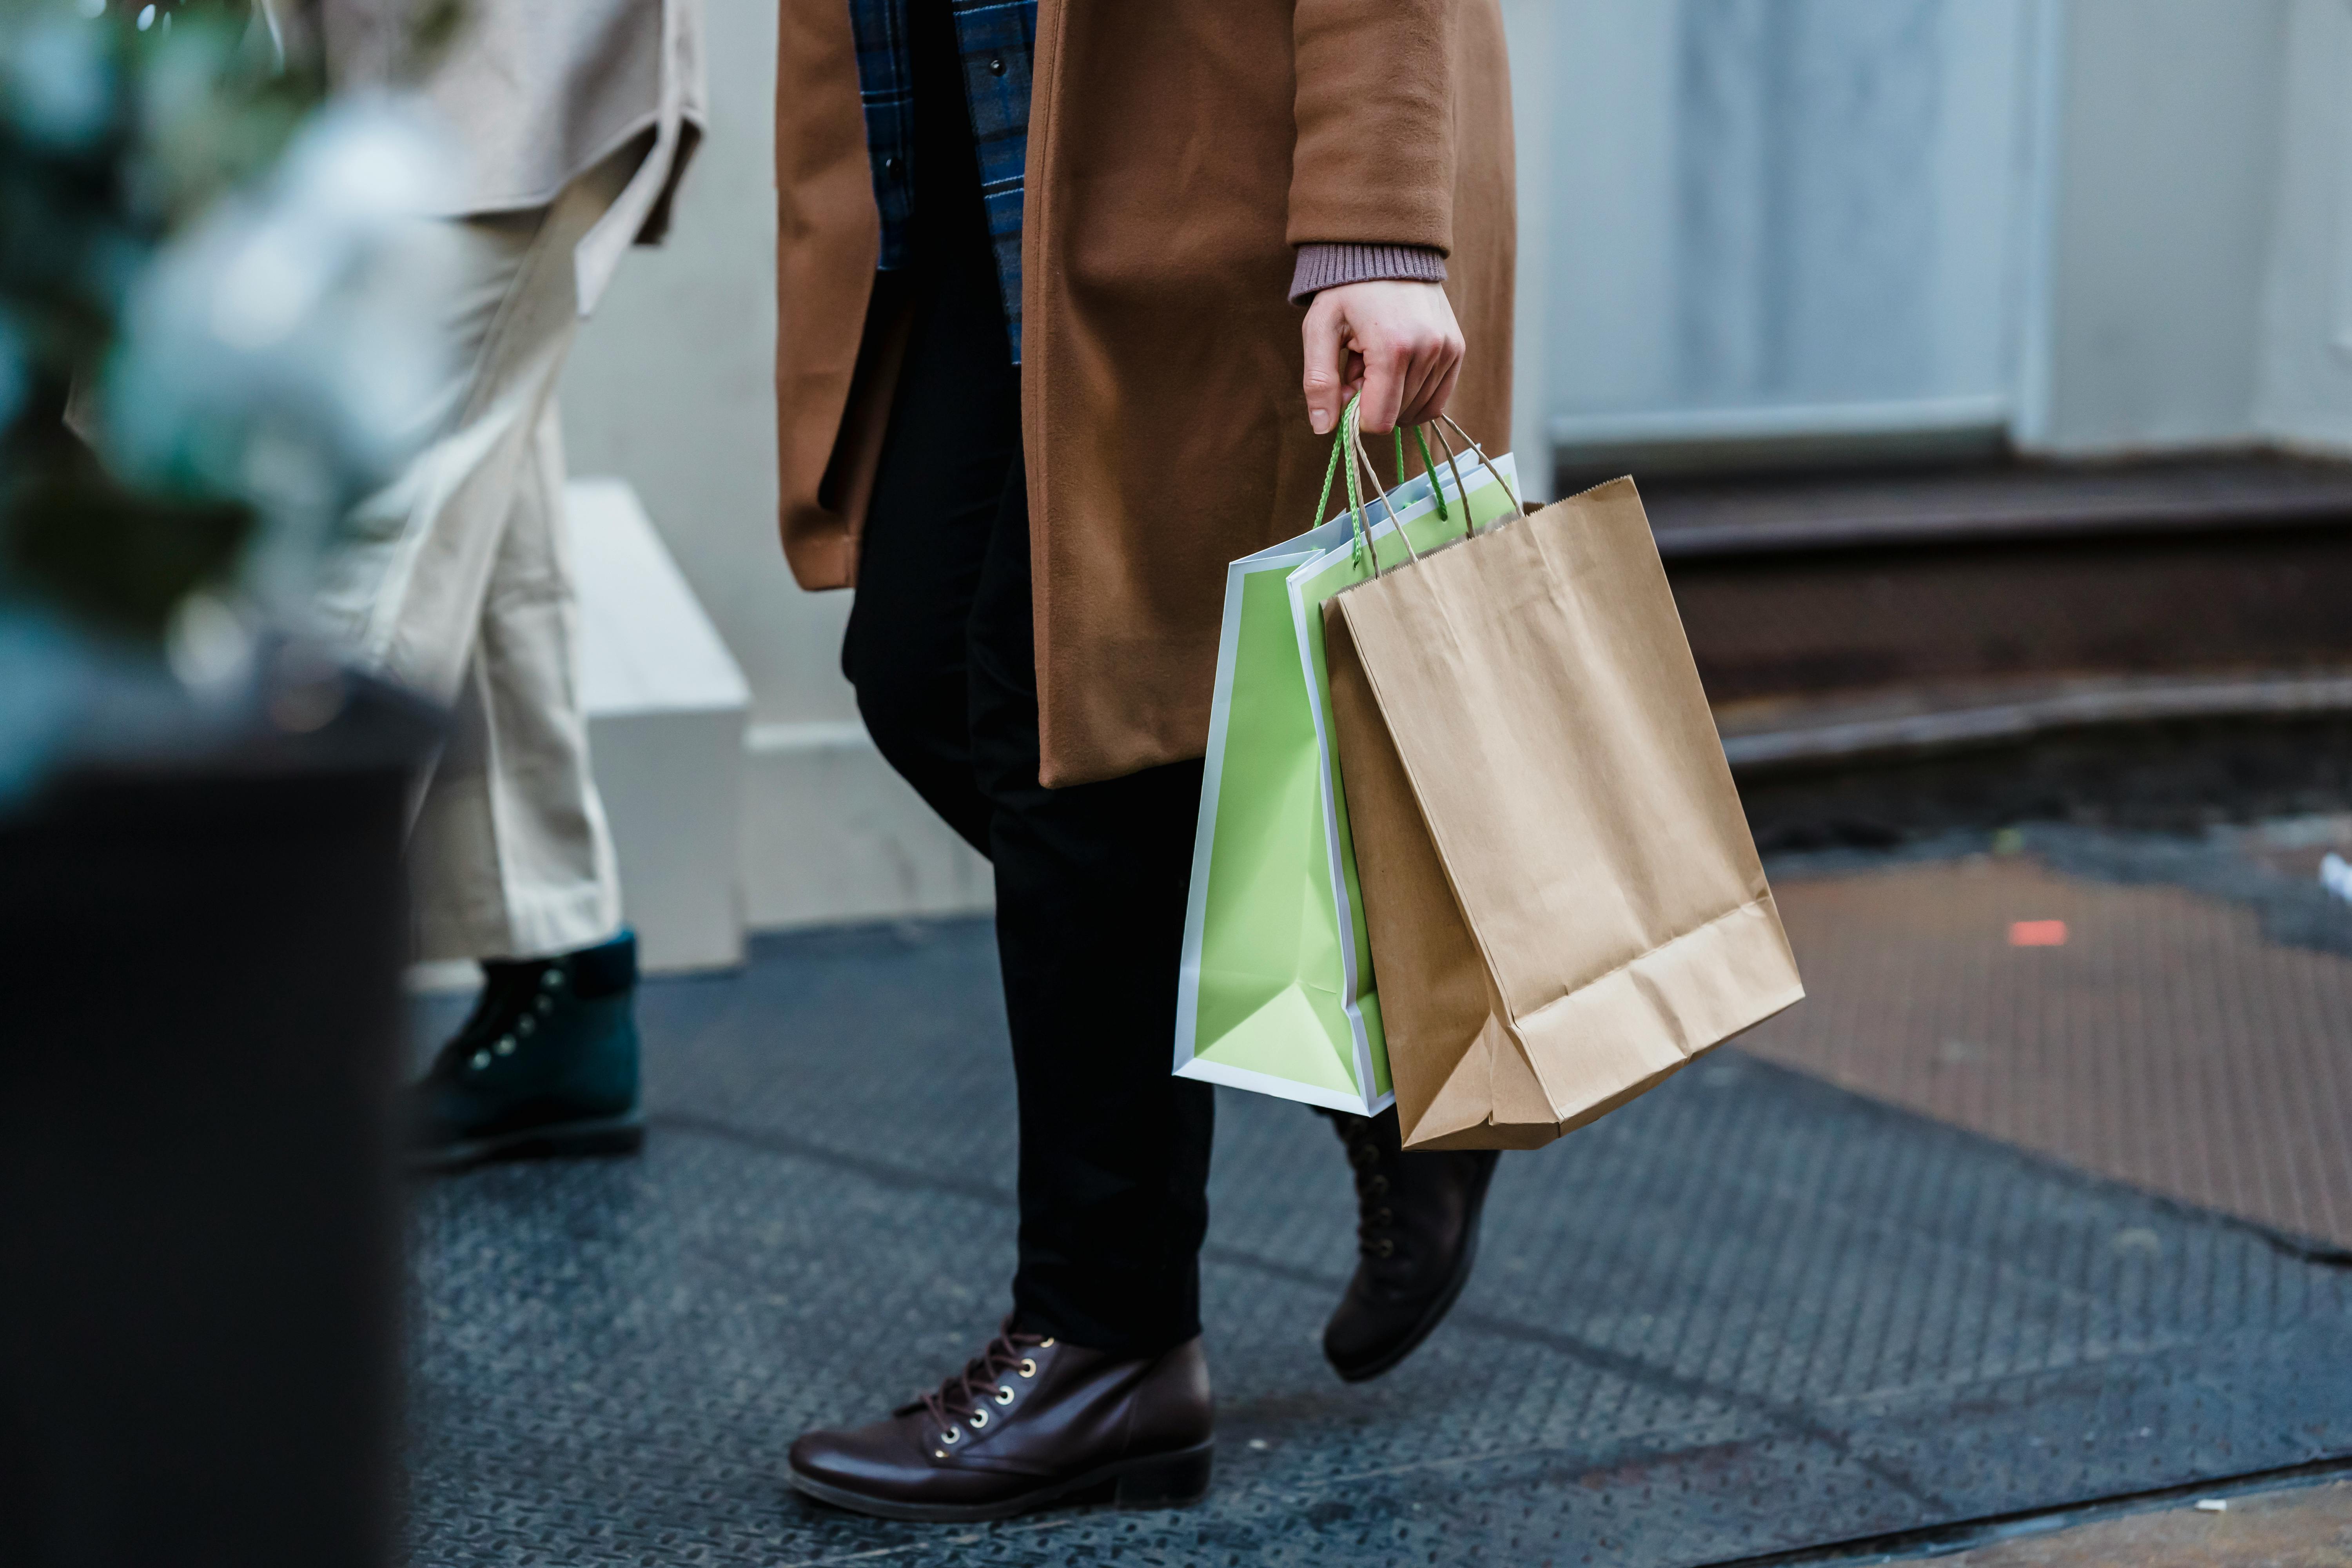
[1941,1480,2352,1567]
[405,826,2352,1566]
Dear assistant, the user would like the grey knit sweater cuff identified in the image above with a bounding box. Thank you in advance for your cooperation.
[1288,242,1448,304]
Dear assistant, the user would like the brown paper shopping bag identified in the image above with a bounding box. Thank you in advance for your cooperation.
[1323,454,1804,1151]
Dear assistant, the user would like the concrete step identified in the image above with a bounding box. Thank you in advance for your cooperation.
[1610,457,2352,837]
[1647,455,2352,709]
[1719,669,2352,773]
[570,477,751,975]
[1644,452,2352,557]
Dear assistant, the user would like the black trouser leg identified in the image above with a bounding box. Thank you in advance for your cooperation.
[836,268,1015,855]
[836,0,1015,857]
[842,0,1212,1359]
[850,435,1216,1356]
[965,455,1216,1357]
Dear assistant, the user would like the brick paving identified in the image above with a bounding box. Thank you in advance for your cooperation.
[1746,824,2352,1252]
[1936,1479,2352,1568]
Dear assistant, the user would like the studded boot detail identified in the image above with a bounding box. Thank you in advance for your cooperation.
[408,930,643,1172]
[787,1320,1214,1523]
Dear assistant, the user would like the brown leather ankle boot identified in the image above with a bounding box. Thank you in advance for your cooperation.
[786,1320,1214,1522]
[1322,1105,1501,1382]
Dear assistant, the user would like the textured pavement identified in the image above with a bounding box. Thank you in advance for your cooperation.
[1744,820,2352,1251]
[404,831,2352,1567]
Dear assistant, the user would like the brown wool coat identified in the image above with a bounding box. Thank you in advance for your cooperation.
[775,0,1515,786]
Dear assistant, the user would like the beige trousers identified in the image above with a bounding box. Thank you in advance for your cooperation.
[316,162,628,964]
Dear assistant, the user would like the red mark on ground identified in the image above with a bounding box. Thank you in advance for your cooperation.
[2009,920,2068,947]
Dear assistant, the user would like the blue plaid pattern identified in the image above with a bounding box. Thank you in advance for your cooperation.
[845,0,1037,362]
[846,0,917,272]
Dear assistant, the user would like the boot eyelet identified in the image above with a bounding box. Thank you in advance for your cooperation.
[933,1449,947,1460]
[995,1386,1015,1405]
[495,1036,516,1056]
[940,1426,960,1444]
[1018,1358,1037,1378]
[1375,1207,1393,1226]
[517,1016,535,1037]
[969,1410,988,1429]
[1375,1238,1396,1258]
[468,1050,492,1071]
[536,996,554,1014]
[1039,1338,1055,1348]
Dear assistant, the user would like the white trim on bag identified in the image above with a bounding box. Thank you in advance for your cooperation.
[1173,539,1339,1076]
[1175,1054,1395,1117]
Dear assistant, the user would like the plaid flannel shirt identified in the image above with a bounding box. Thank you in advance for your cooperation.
[846,0,1037,362]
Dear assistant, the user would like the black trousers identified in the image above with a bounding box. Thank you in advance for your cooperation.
[841,0,1214,1355]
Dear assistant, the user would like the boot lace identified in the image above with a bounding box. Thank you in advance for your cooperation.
[430,958,565,1076]
[917,1318,1048,1442]
[1343,1125,1398,1260]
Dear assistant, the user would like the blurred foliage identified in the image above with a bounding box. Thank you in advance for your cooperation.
[0,0,468,653]
[0,0,319,641]
[5,426,250,634]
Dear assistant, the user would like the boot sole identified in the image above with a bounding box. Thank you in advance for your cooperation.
[786,1439,1214,1523]
[409,1112,646,1176]
[1328,1161,1500,1384]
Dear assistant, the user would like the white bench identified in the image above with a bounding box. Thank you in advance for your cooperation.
[569,477,752,974]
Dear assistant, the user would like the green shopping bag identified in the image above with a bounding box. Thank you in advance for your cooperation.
[1174,405,1523,1112]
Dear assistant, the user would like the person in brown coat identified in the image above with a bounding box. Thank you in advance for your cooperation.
[779,0,1515,1520]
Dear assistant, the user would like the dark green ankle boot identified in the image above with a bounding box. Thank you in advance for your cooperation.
[409,931,644,1173]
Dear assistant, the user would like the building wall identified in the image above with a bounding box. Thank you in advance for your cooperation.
[2254,0,2352,454]
[1499,0,1563,501]
[2031,0,2290,452]
[1531,0,2036,459]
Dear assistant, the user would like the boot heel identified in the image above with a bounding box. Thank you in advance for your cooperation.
[1114,1444,1213,1510]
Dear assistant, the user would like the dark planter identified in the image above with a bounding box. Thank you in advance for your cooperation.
[0,679,434,1568]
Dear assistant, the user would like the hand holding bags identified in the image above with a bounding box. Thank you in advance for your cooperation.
[1323,423,1804,1150]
